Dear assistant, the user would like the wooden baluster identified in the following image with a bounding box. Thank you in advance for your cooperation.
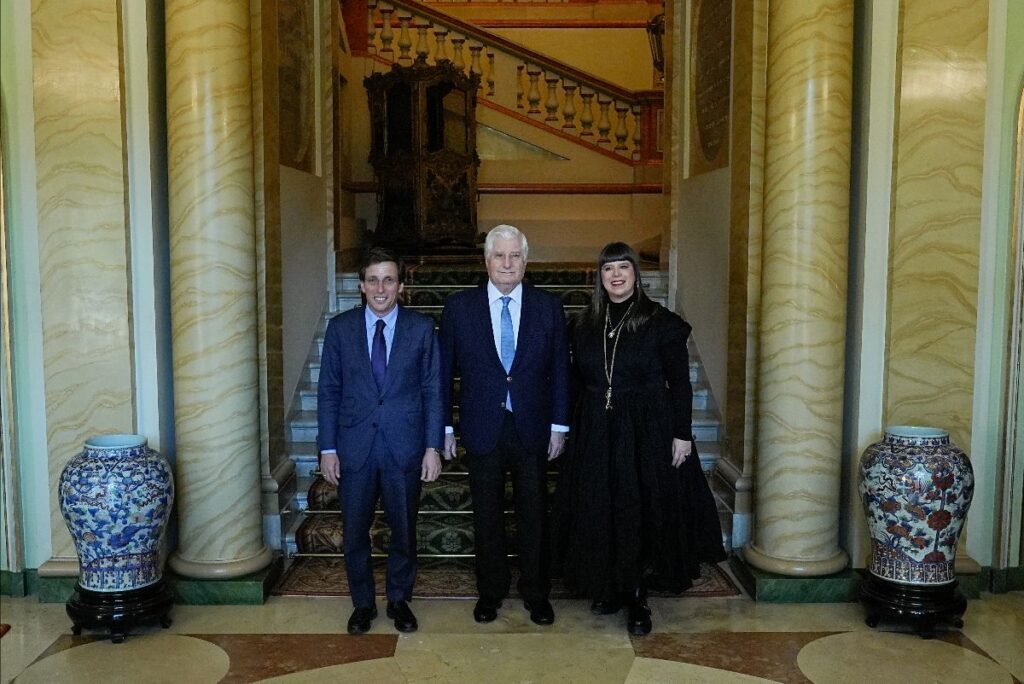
[433,28,449,63]
[379,2,394,62]
[631,104,643,160]
[544,73,560,123]
[451,36,466,71]
[468,43,483,78]
[415,23,430,63]
[614,101,630,152]
[396,11,413,65]
[516,64,525,109]
[367,0,378,55]
[526,65,542,114]
[486,52,496,97]
[561,80,578,131]
[597,96,612,145]
[579,88,595,137]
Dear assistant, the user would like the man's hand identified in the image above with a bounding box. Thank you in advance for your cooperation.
[422,448,442,482]
[671,438,692,468]
[320,452,341,486]
[444,432,457,460]
[547,431,566,461]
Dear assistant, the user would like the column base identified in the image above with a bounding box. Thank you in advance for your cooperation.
[168,555,283,605]
[729,554,860,603]
[169,544,274,579]
[742,543,849,576]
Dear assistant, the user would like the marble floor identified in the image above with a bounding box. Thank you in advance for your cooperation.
[1,586,1021,683]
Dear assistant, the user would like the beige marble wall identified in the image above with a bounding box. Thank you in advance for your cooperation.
[744,0,853,575]
[166,0,271,577]
[884,0,988,454]
[31,0,134,563]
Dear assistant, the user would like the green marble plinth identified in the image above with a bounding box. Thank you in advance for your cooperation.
[168,556,283,605]
[729,556,860,603]
[989,566,1024,593]
[36,574,79,603]
[1,569,27,597]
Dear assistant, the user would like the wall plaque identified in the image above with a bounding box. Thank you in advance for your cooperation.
[689,0,731,174]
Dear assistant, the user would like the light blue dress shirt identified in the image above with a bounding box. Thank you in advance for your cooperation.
[365,304,399,362]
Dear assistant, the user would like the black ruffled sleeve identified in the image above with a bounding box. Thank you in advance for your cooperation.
[655,310,694,440]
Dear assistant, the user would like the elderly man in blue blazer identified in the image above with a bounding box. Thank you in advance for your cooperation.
[318,247,444,635]
[440,224,572,626]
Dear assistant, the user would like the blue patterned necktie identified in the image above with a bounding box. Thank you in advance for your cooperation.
[500,296,514,410]
[371,319,387,391]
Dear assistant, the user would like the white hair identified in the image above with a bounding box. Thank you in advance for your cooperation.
[484,224,529,261]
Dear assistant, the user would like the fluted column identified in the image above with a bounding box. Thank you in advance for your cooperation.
[742,0,853,576]
[165,0,272,578]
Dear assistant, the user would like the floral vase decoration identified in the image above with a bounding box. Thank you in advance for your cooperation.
[58,434,175,640]
[858,425,974,635]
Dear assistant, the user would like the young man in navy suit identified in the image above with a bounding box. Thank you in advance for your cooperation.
[440,225,571,625]
[318,247,444,635]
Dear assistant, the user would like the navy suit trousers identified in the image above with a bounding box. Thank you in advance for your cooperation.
[467,410,549,603]
[339,433,422,608]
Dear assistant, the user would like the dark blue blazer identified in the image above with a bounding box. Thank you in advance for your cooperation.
[317,305,444,472]
[440,281,571,454]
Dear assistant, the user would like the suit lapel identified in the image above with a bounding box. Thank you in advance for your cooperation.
[380,306,408,394]
[475,286,505,370]
[351,308,377,391]
[510,283,535,372]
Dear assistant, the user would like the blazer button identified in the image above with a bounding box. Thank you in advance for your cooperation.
[506,376,512,383]
[499,402,505,409]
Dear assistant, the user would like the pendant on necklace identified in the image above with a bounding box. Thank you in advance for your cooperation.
[604,386,613,410]
[608,331,615,339]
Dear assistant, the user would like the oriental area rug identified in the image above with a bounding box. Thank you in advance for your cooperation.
[273,557,739,598]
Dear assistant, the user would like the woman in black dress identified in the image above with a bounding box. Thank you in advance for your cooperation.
[557,242,726,635]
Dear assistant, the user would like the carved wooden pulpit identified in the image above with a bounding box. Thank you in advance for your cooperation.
[365,57,480,254]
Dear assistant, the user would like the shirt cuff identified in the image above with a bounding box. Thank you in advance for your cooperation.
[320,449,337,455]
[551,424,569,433]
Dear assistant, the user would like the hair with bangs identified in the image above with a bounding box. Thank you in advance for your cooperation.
[578,241,657,332]
[359,245,406,283]
[484,224,529,261]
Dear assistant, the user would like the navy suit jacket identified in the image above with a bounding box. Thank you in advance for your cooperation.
[440,281,571,454]
[317,305,444,473]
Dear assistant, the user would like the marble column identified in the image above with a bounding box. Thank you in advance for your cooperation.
[742,0,853,576]
[166,0,272,578]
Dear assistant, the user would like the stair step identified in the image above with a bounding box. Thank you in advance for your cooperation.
[295,510,517,556]
[298,380,710,413]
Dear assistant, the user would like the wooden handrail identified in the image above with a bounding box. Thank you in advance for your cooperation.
[342,181,663,194]
[382,0,644,103]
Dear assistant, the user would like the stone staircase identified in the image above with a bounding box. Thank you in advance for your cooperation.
[282,265,726,559]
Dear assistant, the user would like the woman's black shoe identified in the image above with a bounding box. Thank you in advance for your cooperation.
[590,598,622,615]
[626,588,652,636]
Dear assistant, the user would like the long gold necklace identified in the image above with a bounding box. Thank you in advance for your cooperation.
[603,301,635,410]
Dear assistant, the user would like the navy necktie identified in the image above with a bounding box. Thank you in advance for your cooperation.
[371,319,387,391]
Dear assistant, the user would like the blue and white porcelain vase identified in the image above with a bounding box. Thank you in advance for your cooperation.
[859,426,974,585]
[59,434,174,592]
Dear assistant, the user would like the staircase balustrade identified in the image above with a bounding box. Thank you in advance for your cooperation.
[361,0,663,163]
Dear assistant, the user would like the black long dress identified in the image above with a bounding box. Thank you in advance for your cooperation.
[556,295,726,598]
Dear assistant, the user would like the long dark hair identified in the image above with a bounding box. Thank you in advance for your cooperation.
[578,242,658,332]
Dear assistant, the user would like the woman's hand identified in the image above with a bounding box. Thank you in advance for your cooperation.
[671,438,692,468]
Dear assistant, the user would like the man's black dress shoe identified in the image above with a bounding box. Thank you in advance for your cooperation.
[523,598,555,625]
[590,598,622,615]
[347,605,378,635]
[473,598,502,623]
[386,600,418,633]
[626,588,652,636]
